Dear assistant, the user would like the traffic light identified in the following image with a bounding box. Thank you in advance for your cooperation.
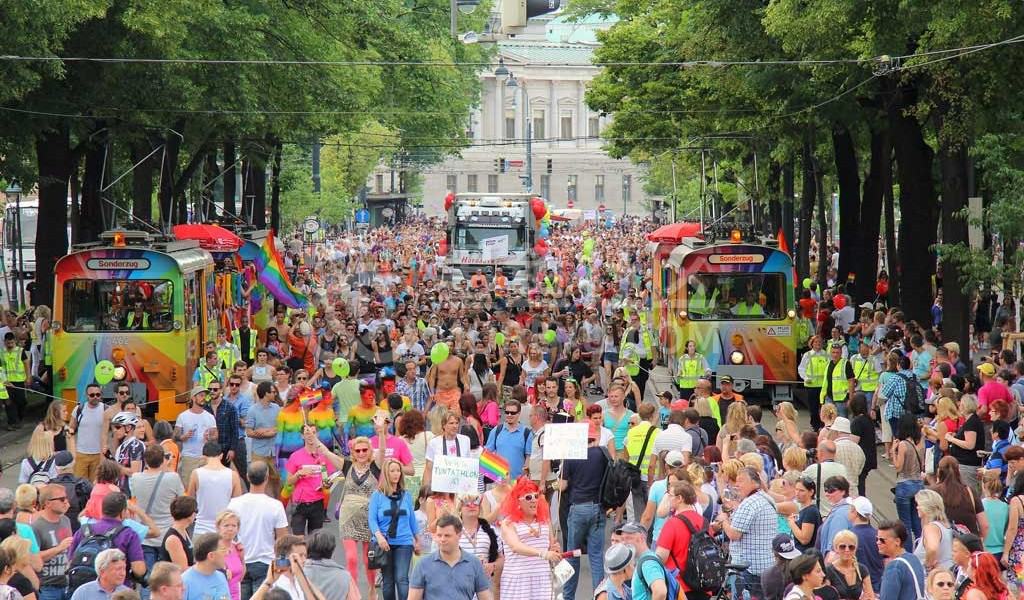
[502,0,561,29]
[494,156,507,173]
[546,159,553,174]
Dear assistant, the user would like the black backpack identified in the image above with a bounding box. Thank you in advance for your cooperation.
[599,426,655,511]
[674,513,726,593]
[898,373,924,416]
[66,524,127,595]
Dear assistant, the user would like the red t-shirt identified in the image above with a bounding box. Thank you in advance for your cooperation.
[656,509,704,592]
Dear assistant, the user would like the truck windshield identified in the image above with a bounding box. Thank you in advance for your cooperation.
[454,226,526,251]
[686,272,787,320]
[62,279,174,332]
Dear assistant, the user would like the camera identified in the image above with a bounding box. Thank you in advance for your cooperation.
[806,447,818,462]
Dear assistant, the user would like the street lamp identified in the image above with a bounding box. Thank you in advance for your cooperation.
[493,58,509,78]
[450,0,480,37]
[498,71,532,192]
[3,183,23,310]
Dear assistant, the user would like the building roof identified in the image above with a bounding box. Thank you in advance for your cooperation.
[545,13,619,44]
[498,41,596,66]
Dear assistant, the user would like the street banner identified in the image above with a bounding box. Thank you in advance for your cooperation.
[543,423,589,460]
[431,455,481,494]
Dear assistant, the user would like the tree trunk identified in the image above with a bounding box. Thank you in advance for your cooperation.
[767,160,782,236]
[883,160,901,307]
[832,126,861,288]
[251,144,268,229]
[34,126,72,306]
[815,161,828,286]
[223,141,237,216]
[158,129,182,232]
[798,137,815,282]
[203,152,218,221]
[939,129,971,357]
[271,141,283,233]
[69,160,81,245]
[79,129,108,243]
[856,128,887,304]
[890,83,938,325]
[241,159,253,225]
[130,139,156,225]
[782,160,795,253]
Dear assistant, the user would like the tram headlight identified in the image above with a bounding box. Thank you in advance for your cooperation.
[113,366,127,381]
[173,320,183,331]
[678,310,688,319]
[787,309,796,319]
[730,350,744,365]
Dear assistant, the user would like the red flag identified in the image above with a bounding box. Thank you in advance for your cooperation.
[777,228,799,285]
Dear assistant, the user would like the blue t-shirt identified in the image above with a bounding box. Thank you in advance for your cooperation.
[484,424,533,479]
[647,480,669,540]
[631,551,667,600]
[16,522,39,553]
[247,401,282,456]
[182,566,231,600]
[879,553,925,600]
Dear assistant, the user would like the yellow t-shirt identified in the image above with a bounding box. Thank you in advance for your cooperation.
[624,422,659,478]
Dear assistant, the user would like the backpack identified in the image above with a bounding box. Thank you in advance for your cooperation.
[674,512,726,594]
[898,373,924,416]
[26,457,54,486]
[66,523,127,595]
[637,553,681,600]
[686,425,707,459]
[599,426,654,511]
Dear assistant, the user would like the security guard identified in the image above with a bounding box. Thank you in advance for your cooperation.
[850,342,880,403]
[798,335,829,430]
[620,311,654,400]
[676,339,711,401]
[0,360,10,431]
[232,324,258,364]
[1,332,29,428]
[825,327,849,358]
[123,304,151,330]
[193,350,224,390]
[821,342,856,418]
[688,275,719,318]
[731,290,765,317]
[215,329,241,371]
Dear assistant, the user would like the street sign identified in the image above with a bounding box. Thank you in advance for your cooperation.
[355,208,370,224]
[507,159,524,167]
[598,204,606,212]
[567,200,574,209]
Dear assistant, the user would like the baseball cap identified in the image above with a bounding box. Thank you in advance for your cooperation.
[664,451,686,468]
[670,399,689,411]
[977,362,996,377]
[858,302,873,309]
[190,386,208,399]
[604,543,635,574]
[772,534,802,560]
[53,451,74,468]
[614,522,648,537]
[851,496,874,518]
[719,374,734,384]
[830,417,852,434]
[944,341,960,354]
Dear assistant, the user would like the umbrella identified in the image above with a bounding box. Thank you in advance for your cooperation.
[646,221,703,243]
[172,224,244,251]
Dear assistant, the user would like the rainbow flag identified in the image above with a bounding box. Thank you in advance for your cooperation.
[479,449,510,482]
[298,388,324,409]
[254,230,308,309]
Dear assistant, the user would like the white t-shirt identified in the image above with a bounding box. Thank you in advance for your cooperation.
[424,434,473,462]
[226,493,289,565]
[652,423,692,458]
[174,410,217,458]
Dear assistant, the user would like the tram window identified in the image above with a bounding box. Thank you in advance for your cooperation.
[661,268,671,299]
[62,279,174,332]
[184,276,198,329]
[205,272,217,325]
[685,272,786,320]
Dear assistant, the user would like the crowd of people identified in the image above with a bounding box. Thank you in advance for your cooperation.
[1,213,1024,600]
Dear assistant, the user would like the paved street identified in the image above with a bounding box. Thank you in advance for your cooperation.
[0,367,898,598]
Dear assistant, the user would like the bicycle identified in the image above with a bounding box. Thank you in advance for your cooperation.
[711,562,760,600]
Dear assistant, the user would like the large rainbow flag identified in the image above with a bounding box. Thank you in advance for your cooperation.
[254,230,308,309]
[479,448,510,482]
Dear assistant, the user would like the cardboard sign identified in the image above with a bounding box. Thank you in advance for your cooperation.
[542,423,589,460]
[431,455,480,494]
[481,235,509,260]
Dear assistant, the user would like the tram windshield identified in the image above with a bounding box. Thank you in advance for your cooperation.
[62,279,174,332]
[686,272,786,320]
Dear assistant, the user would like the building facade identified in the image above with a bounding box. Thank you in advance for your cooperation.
[370,16,650,218]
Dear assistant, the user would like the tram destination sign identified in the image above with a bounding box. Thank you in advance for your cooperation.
[86,258,151,271]
[708,254,765,265]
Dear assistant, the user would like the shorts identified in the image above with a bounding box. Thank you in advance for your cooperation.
[434,388,462,416]
[603,352,619,363]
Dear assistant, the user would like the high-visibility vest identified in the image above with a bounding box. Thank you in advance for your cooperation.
[544,276,556,294]
[806,352,828,388]
[706,395,722,426]
[43,331,52,367]
[196,364,222,389]
[734,302,764,316]
[689,287,719,314]
[825,339,844,355]
[217,345,238,371]
[232,329,258,361]
[820,358,850,403]
[2,348,26,383]
[851,355,879,392]
[0,366,9,399]
[677,354,704,389]
[796,319,812,345]
[620,328,653,376]
[125,312,149,329]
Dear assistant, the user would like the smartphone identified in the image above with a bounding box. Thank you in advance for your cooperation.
[274,555,290,570]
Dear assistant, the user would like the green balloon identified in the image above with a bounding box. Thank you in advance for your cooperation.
[94,360,115,386]
[544,330,557,344]
[332,357,350,378]
[583,239,595,252]
[802,277,812,290]
[430,342,450,365]
[495,332,506,346]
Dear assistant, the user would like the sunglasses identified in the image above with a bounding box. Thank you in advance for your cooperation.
[934,581,954,588]
[117,390,130,395]
[352,448,370,454]
[461,497,481,506]
[521,493,539,502]
[229,383,240,387]
[296,377,308,382]
[505,410,519,416]
[209,387,221,392]
[836,544,856,551]
[875,537,892,544]
[87,392,102,398]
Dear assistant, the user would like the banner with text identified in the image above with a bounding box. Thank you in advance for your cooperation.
[542,423,589,460]
[431,455,481,494]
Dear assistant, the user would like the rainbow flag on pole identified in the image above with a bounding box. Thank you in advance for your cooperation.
[479,449,510,482]
[254,230,308,309]
[298,388,324,409]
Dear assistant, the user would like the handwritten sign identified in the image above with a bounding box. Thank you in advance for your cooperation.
[542,423,589,460]
[481,235,509,260]
[431,455,480,494]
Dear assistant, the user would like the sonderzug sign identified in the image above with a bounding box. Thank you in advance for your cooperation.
[86,258,151,270]
[708,254,765,264]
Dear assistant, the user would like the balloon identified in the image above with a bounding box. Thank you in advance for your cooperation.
[495,332,506,346]
[834,294,847,309]
[534,239,549,256]
[94,360,115,385]
[802,277,812,290]
[430,342,450,365]
[332,357,350,378]
[531,198,546,220]
[544,330,557,344]
[444,192,455,211]
[540,225,549,239]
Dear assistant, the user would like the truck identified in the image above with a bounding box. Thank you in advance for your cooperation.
[444,193,539,290]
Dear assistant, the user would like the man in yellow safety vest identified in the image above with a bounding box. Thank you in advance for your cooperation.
[1,332,28,428]
[850,342,880,403]
[232,325,258,364]
[123,304,151,330]
[798,335,829,430]
[215,329,241,371]
[731,290,765,317]
[676,340,711,399]
[193,350,224,390]
[820,343,856,418]
[687,275,719,318]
